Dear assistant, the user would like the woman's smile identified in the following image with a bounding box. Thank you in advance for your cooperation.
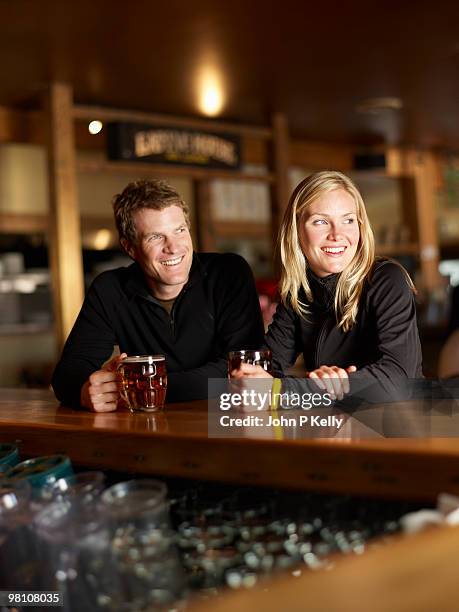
[321,246,347,256]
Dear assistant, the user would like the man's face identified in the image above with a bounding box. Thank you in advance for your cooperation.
[123,205,193,299]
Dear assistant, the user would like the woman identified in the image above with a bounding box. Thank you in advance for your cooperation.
[233,170,422,401]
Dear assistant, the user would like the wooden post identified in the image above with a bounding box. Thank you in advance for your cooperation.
[270,113,289,269]
[194,179,216,252]
[45,82,84,350]
[386,146,442,291]
[413,151,441,291]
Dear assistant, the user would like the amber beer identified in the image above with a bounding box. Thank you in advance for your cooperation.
[227,349,273,376]
[118,355,167,412]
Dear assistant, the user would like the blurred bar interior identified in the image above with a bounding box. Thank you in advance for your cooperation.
[2,1,459,608]
[1,2,459,386]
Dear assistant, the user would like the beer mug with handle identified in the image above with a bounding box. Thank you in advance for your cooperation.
[117,355,167,412]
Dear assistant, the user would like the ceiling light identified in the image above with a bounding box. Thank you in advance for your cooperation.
[202,87,222,116]
[198,67,224,116]
[356,97,403,115]
[88,120,103,135]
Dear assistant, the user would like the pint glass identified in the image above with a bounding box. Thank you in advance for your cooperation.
[227,349,273,376]
[118,355,167,412]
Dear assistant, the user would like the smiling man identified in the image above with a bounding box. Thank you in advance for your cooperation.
[52,179,264,411]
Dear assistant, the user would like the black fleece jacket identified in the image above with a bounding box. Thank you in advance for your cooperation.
[265,260,422,398]
[52,253,264,405]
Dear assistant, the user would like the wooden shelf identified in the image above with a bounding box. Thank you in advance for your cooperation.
[0,213,117,237]
[77,159,275,183]
[376,243,419,257]
[0,213,48,234]
[73,105,273,140]
[0,323,53,336]
[212,221,270,239]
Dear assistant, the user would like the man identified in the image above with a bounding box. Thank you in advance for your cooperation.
[52,179,264,411]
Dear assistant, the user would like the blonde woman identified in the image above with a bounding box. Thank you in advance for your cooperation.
[232,170,422,400]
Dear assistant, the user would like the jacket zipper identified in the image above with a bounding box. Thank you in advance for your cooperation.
[314,319,328,368]
[169,289,186,340]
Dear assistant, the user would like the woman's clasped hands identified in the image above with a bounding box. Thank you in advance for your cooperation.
[231,363,357,402]
[307,364,356,401]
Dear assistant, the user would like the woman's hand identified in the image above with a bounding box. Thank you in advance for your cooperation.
[230,363,273,379]
[228,363,274,411]
[307,365,357,401]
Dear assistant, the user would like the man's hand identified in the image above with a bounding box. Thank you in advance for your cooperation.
[80,353,127,412]
[307,365,357,401]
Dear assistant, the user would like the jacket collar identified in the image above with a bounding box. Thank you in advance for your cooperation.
[124,252,203,302]
[307,267,339,309]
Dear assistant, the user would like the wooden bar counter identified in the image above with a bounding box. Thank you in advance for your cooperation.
[1,388,459,501]
[3,388,459,612]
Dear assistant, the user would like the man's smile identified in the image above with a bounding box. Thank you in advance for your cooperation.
[161,255,185,267]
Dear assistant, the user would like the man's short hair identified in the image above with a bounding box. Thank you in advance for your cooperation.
[112,179,190,244]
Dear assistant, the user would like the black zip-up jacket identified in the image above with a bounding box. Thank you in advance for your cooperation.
[265,260,422,399]
[52,253,265,405]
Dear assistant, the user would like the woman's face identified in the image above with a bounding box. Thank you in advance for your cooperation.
[299,189,360,277]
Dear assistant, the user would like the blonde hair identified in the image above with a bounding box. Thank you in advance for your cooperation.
[279,170,377,332]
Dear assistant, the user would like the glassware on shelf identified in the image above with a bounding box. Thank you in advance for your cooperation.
[0,479,42,591]
[101,479,186,610]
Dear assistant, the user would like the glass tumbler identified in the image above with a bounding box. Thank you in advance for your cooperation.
[0,479,42,590]
[34,497,118,611]
[227,349,273,377]
[101,479,185,610]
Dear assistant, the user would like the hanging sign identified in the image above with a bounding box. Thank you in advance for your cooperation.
[107,122,241,169]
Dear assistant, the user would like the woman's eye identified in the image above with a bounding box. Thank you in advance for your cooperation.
[344,218,355,224]
[312,219,327,225]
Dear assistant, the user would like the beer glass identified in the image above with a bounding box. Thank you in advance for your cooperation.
[0,479,41,590]
[101,479,169,531]
[117,355,167,412]
[227,349,273,377]
[35,498,119,611]
[37,471,106,508]
[101,479,185,610]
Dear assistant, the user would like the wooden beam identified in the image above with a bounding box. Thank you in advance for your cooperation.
[73,105,272,140]
[412,151,442,290]
[385,147,417,178]
[77,158,275,183]
[290,140,354,170]
[0,213,47,233]
[369,146,442,291]
[241,135,268,165]
[194,179,215,251]
[212,221,269,239]
[45,83,84,350]
[0,107,45,144]
[270,113,290,258]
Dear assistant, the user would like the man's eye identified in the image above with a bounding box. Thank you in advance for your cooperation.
[148,235,161,241]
